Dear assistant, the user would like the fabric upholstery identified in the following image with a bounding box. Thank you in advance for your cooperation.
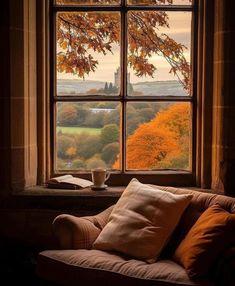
[214,246,235,286]
[93,179,192,262]
[37,249,213,286]
[151,186,235,257]
[53,205,114,249]
[173,204,235,278]
[37,185,235,286]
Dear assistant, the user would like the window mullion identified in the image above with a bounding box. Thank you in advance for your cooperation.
[121,2,127,173]
[52,4,57,177]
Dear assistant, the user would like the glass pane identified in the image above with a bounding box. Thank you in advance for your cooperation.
[126,102,192,171]
[56,0,120,5]
[56,12,120,96]
[127,11,192,96]
[128,0,192,5]
[56,102,121,171]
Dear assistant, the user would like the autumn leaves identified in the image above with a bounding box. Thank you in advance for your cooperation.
[113,103,191,170]
[57,10,190,92]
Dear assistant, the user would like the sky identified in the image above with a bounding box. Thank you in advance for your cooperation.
[57,11,192,83]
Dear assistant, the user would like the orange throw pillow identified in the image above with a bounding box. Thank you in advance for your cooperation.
[174,204,235,278]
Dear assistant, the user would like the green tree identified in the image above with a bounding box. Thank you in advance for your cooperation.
[83,111,105,128]
[75,134,103,159]
[101,142,119,166]
[100,124,119,145]
[104,82,108,94]
[108,82,113,94]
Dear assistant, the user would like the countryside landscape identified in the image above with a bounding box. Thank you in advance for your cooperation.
[56,90,191,171]
[57,78,188,96]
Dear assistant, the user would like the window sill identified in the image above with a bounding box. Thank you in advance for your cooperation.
[3,186,124,212]
[19,184,213,195]
[2,185,214,212]
[21,185,124,197]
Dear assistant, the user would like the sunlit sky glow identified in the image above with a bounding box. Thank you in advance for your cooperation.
[57,11,192,83]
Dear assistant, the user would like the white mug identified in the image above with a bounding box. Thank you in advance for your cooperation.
[91,168,110,187]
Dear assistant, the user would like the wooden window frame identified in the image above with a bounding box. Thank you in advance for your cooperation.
[50,0,198,186]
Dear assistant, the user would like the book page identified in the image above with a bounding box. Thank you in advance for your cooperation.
[50,174,73,183]
[62,177,93,188]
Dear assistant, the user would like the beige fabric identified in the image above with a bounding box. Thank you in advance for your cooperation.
[38,249,212,286]
[93,179,192,262]
[53,205,114,249]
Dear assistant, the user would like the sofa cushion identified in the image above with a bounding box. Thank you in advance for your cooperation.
[93,178,192,262]
[37,249,213,286]
[174,204,235,278]
[148,186,235,258]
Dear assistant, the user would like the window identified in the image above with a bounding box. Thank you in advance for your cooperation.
[51,0,196,185]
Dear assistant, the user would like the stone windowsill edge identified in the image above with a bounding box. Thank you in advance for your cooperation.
[16,185,212,197]
[16,185,125,197]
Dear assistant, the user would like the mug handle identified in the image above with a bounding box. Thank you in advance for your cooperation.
[105,172,110,182]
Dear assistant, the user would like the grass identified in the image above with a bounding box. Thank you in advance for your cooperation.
[57,126,101,135]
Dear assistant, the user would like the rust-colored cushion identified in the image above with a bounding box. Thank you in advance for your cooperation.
[174,204,235,278]
[93,178,192,263]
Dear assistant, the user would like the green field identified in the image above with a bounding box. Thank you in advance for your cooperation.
[57,126,101,135]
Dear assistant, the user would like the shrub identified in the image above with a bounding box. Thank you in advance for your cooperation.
[56,158,68,170]
[65,146,77,158]
[83,111,105,128]
[75,134,103,159]
[72,159,87,169]
[101,142,119,166]
[137,108,155,122]
[57,135,76,159]
[57,104,78,126]
[129,102,151,110]
[127,116,144,136]
[86,157,106,169]
[103,109,120,126]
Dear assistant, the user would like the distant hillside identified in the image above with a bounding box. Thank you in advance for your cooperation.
[133,80,188,96]
[57,79,188,96]
[57,79,105,94]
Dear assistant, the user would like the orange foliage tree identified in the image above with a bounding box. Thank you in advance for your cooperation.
[56,0,191,92]
[151,103,191,169]
[113,103,191,170]
[126,124,180,170]
[57,104,78,126]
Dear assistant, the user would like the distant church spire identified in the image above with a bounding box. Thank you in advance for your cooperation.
[114,67,130,88]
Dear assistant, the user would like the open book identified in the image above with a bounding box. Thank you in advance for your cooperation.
[46,175,93,189]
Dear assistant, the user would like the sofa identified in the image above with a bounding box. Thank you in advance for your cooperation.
[36,184,235,286]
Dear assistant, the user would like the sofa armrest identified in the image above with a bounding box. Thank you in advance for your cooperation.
[214,247,235,286]
[53,205,114,250]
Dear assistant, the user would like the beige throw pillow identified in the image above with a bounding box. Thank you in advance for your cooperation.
[93,178,192,262]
